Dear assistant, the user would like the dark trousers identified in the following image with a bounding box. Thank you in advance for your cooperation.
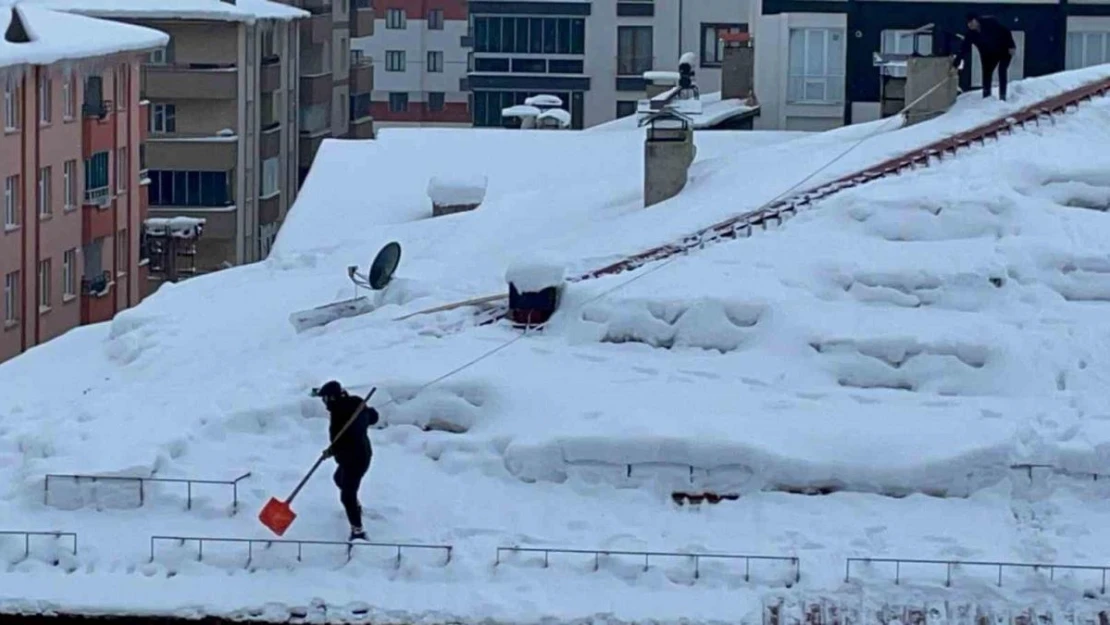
[982,54,1011,101]
[333,455,370,528]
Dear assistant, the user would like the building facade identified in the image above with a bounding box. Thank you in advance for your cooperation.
[1,6,167,364]
[291,0,376,179]
[354,0,470,127]
[467,0,751,129]
[752,0,1110,131]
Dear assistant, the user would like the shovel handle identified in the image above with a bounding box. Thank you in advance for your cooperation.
[285,387,377,504]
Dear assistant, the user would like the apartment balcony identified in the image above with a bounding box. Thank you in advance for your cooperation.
[301,0,332,16]
[260,60,282,92]
[146,134,238,171]
[81,270,116,325]
[301,12,332,44]
[349,57,373,93]
[260,122,282,159]
[299,131,329,165]
[300,71,333,106]
[82,190,115,243]
[260,194,282,226]
[144,64,238,100]
[348,115,374,139]
[351,6,373,37]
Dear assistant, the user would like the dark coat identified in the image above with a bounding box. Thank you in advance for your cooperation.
[325,395,379,467]
[959,16,1016,63]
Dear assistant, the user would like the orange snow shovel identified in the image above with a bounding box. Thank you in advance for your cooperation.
[259,387,377,536]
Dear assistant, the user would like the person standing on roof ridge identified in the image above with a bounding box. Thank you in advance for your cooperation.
[953,13,1016,102]
[317,380,378,541]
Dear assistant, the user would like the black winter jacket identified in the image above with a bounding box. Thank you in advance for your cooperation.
[958,16,1016,63]
[325,395,379,467]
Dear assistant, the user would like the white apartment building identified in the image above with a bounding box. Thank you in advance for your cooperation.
[353,0,470,127]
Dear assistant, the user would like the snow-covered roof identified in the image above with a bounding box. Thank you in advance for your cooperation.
[0,4,168,67]
[537,108,571,127]
[4,65,1110,621]
[635,91,758,129]
[24,0,308,23]
[524,93,562,108]
[501,104,541,118]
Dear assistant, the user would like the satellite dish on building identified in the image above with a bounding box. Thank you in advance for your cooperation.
[349,241,402,291]
[368,241,401,290]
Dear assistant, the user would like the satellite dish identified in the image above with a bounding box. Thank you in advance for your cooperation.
[368,241,401,290]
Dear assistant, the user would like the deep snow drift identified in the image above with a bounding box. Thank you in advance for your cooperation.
[4,66,1110,621]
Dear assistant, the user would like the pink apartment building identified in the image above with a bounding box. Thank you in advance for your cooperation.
[0,5,167,364]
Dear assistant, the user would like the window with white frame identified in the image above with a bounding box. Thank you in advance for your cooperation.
[38,167,51,217]
[63,160,76,210]
[386,50,406,72]
[1066,31,1109,70]
[4,175,19,229]
[4,83,18,131]
[62,76,74,120]
[428,50,444,73]
[150,103,176,133]
[261,157,279,197]
[38,74,51,123]
[117,148,128,191]
[386,8,406,29]
[787,28,845,104]
[3,271,18,324]
[38,259,51,310]
[63,249,77,298]
[880,29,933,78]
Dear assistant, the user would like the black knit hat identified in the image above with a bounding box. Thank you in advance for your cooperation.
[318,380,344,400]
[966,12,979,22]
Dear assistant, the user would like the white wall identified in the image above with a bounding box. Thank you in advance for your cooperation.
[753,11,847,131]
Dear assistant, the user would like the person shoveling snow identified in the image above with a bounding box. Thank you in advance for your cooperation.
[316,380,379,541]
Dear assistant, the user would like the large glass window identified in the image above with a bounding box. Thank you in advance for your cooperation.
[472,17,586,55]
[787,28,845,104]
[148,170,232,207]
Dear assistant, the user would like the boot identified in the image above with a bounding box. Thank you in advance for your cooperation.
[349,525,367,541]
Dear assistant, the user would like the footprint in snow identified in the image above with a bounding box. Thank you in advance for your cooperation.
[632,366,658,375]
[574,352,607,363]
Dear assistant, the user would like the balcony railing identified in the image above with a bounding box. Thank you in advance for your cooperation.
[84,186,111,207]
[81,271,112,297]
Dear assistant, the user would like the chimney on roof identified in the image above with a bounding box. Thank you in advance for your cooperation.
[720,31,755,104]
[5,6,32,44]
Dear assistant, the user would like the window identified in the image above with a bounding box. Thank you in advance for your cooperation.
[116,64,128,109]
[38,74,51,124]
[149,39,173,65]
[261,157,279,197]
[880,29,933,78]
[787,28,845,104]
[385,50,406,72]
[473,17,584,55]
[701,23,747,66]
[62,76,74,120]
[427,50,444,73]
[117,148,128,191]
[38,259,51,311]
[3,83,18,130]
[63,249,77,298]
[388,92,408,113]
[1067,31,1110,70]
[428,8,444,30]
[548,59,584,74]
[428,91,445,112]
[117,229,128,275]
[386,8,406,29]
[148,170,232,207]
[150,103,176,133]
[616,100,637,118]
[38,167,51,217]
[63,160,76,210]
[617,26,653,76]
[84,238,104,280]
[350,92,372,120]
[4,175,19,229]
[85,151,110,198]
[84,75,103,117]
[3,271,18,324]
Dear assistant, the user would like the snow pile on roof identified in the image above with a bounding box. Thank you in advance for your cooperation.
[4,66,1110,621]
[426,174,488,208]
[537,108,571,127]
[524,94,562,108]
[24,0,307,23]
[505,257,565,292]
[501,104,541,118]
[0,4,167,67]
[144,216,205,238]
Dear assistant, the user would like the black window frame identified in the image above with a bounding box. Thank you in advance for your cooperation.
[427,91,445,112]
[385,50,406,72]
[427,8,444,30]
[386,8,407,29]
[388,92,409,113]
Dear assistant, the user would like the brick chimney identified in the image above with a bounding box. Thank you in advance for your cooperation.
[720,32,755,103]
